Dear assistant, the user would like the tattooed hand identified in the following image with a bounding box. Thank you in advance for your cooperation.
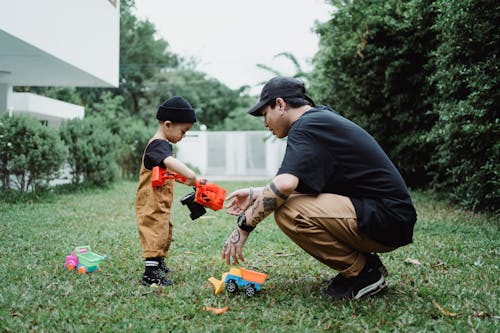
[222,227,249,265]
[225,188,254,216]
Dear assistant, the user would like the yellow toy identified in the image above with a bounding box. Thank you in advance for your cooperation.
[209,267,268,297]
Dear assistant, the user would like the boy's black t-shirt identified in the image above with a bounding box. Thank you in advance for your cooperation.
[143,139,173,170]
[277,106,417,247]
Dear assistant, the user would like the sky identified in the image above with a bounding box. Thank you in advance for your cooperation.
[133,0,332,93]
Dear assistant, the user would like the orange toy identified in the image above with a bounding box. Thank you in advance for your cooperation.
[193,179,226,211]
[151,166,187,186]
[152,166,226,220]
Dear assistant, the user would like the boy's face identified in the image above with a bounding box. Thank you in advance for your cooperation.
[164,122,193,143]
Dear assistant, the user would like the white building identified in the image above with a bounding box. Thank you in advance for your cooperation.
[177,131,287,179]
[0,0,120,127]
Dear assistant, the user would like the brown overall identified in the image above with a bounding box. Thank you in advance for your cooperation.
[135,161,174,258]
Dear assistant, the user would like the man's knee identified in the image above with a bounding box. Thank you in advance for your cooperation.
[274,203,295,230]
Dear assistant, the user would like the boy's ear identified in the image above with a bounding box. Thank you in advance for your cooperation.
[163,120,173,128]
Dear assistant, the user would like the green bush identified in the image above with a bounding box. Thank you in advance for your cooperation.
[116,118,153,179]
[311,0,437,187]
[59,117,119,186]
[311,0,498,212]
[0,114,67,192]
[425,0,499,212]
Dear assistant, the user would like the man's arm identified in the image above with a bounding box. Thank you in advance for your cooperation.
[222,173,299,265]
[246,173,299,228]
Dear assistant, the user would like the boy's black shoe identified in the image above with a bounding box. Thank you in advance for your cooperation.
[141,259,173,286]
[141,267,174,286]
[324,253,387,300]
[158,259,171,274]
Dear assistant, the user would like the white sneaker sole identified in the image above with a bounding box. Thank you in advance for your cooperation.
[353,276,386,299]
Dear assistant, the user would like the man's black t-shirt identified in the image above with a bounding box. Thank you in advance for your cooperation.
[277,106,417,247]
[143,139,173,170]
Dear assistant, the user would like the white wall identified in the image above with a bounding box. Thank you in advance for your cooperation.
[12,92,84,128]
[176,131,287,179]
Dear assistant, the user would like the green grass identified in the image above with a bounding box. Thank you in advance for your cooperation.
[0,181,498,332]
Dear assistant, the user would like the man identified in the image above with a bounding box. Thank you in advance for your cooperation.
[222,76,417,300]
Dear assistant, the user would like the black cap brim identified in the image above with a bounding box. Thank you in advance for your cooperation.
[247,93,315,117]
[247,100,268,117]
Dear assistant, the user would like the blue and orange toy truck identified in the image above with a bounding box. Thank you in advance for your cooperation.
[209,267,268,297]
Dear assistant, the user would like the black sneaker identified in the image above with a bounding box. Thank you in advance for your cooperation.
[158,259,171,274]
[324,255,386,300]
[141,259,174,286]
[141,267,174,286]
[365,253,389,277]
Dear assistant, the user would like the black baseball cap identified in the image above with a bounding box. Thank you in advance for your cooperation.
[247,76,315,116]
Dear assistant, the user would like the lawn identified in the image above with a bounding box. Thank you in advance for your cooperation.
[0,180,498,332]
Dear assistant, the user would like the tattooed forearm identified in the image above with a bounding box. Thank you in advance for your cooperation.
[246,181,290,228]
[249,210,266,227]
[263,197,278,212]
[269,181,289,200]
[250,189,257,215]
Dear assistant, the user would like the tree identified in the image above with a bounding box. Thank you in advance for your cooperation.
[311,0,437,187]
[256,52,310,83]
[144,69,245,129]
[110,0,180,116]
[425,0,499,212]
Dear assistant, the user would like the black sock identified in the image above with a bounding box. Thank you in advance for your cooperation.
[145,258,160,272]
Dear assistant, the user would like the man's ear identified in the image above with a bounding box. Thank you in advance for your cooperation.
[276,97,286,112]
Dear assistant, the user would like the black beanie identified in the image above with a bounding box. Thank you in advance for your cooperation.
[156,96,197,123]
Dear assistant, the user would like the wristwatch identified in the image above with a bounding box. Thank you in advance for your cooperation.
[237,214,255,232]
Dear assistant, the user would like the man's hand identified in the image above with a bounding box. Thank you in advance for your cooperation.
[222,227,249,265]
[225,188,254,216]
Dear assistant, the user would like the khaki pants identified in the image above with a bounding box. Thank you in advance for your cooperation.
[275,193,395,277]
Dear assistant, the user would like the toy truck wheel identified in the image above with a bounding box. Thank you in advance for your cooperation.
[66,263,76,271]
[245,285,256,297]
[226,280,237,293]
[77,266,87,274]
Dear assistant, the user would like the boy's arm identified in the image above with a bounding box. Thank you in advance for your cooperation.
[163,156,197,186]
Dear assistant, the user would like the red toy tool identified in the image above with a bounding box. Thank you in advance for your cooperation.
[151,166,226,220]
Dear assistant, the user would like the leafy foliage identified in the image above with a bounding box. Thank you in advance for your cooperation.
[312,0,498,212]
[0,114,67,191]
[143,69,248,129]
[59,117,119,186]
[424,0,500,212]
[312,0,437,187]
[116,119,153,179]
[116,0,180,115]
[256,51,310,84]
[216,105,265,130]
